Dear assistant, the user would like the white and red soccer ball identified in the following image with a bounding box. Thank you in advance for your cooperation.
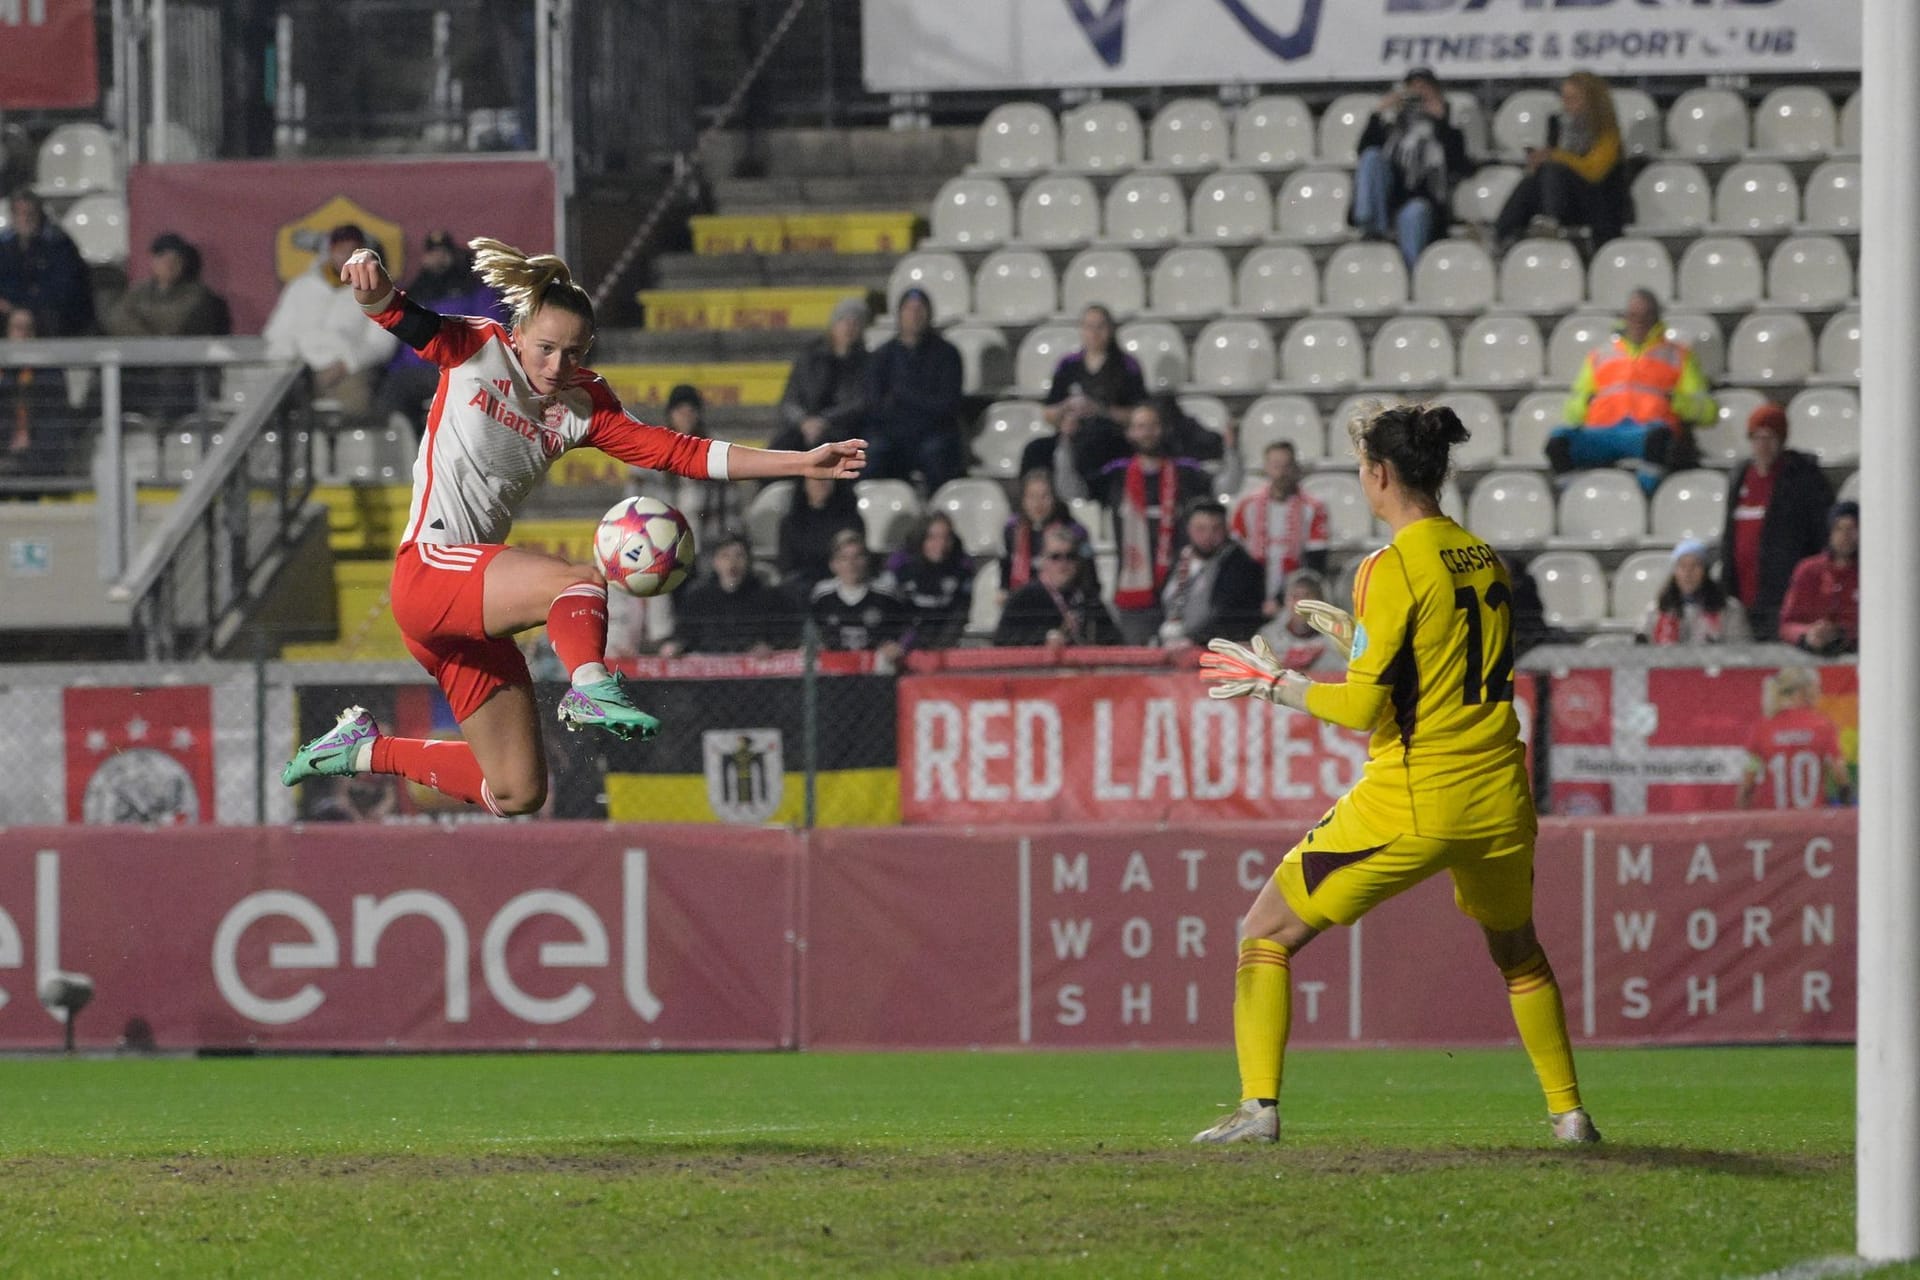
[595,496,696,597]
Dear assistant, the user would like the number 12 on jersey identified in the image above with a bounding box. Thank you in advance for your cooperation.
[1453,583,1515,706]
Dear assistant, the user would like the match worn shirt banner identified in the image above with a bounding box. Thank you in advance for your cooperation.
[0,0,98,108]
[862,0,1859,89]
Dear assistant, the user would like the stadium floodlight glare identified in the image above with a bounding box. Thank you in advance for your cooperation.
[38,972,94,1054]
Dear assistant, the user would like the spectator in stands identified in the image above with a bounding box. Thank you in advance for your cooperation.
[105,232,229,339]
[0,190,93,336]
[772,296,871,453]
[262,224,400,415]
[1001,468,1089,598]
[880,512,975,650]
[863,286,963,494]
[1020,304,1145,500]
[1256,569,1350,671]
[660,534,789,656]
[1160,499,1268,648]
[1548,289,1714,494]
[811,529,911,661]
[1492,71,1629,252]
[994,524,1120,649]
[1100,401,1214,646]
[1349,67,1472,272]
[776,474,865,594]
[1778,500,1859,656]
[0,307,75,476]
[1230,441,1330,617]
[1640,539,1751,645]
[628,383,730,546]
[1721,402,1832,643]
[376,230,505,434]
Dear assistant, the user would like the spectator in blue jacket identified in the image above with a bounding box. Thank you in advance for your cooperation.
[376,229,507,434]
[863,286,964,495]
[0,190,93,336]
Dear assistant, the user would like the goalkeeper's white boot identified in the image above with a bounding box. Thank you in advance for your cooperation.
[1550,1108,1601,1144]
[1192,1100,1279,1144]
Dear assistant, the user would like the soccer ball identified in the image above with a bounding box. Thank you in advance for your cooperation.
[594,496,696,597]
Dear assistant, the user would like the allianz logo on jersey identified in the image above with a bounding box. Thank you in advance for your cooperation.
[468,376,564,457]
[1066,0,1324,64]
[703,729,784,824]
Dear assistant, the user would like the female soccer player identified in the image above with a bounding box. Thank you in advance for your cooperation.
[281,238,866,817]
[1194,402,1598,1145]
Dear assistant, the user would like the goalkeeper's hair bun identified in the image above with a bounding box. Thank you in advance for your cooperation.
[1348,401,1465,498]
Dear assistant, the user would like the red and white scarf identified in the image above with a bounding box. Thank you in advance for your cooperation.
[1115,459,1179,611]
[1652,603,1728,646]
[1237,491,1308,597]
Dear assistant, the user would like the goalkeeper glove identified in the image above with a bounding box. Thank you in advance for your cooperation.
[1293,599,1355,651]
[1199,635,1311,711]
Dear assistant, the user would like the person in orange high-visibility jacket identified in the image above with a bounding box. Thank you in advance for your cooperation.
[1546,288,1716,494]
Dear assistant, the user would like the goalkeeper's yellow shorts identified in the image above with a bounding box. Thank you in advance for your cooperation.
[1274,791,1535,933]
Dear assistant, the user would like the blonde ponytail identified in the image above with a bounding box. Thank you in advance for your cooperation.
[469,236,595,330]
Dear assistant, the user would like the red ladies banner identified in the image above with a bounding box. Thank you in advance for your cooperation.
[0,1,98,108]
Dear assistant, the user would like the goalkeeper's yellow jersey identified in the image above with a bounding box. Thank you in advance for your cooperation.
[1303,515,1534,839]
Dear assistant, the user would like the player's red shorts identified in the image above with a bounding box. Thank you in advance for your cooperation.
[390,541,531,721]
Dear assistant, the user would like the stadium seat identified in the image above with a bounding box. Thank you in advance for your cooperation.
[1787,387,1861,466]
[1177,394,1231,438]
[1452,165,1522,225]
[1149,246,1232,318]
[929,478,1013,558]
[1587,238,1674,311]
[1630,162,1711,233]
[1274,168,1353,241]
[1411,239,1495,313]
[1234,245,1318,316]
[1117,320,1188,389]
[1610,549,1672,627]
[1695,388,1766,465]
[1498,238,1585,311]
[1801,160,1861,233]
[1552,470,1646,548]
[1148,97,1229,171]
[1527,551,1608,629]
[929,177,1013,248]
[33,122,119,196]
[1817,309,1861,382]
[1503,392,1564,468]
[1321,242,1408,314]
[1103,174,1186,244]
[965,560,1003,636]
[944,324,1013,395]
[855,479,924,553]
[1491,89,1559,157]
[1767,235,1853,308]
[1676,236,1762,310]
[1188,171,1272,241]
[1446,91,1489,159]
[972,250,1055,324]
[744,480,794,557]
[975,102,1057,175]
[60,194,127,265]
[1278,317,1363,389]
[1299,472,1372,546]
[1233,94,1314,170]
[888,251,970,319]
[1649,469,1729,543]
[1840,89,1862,152]
[1712,162,1797,233]
[1017,176,1100,246]
[1838,470,1861,505]
[972,401,1051,479]
[1467,470,1554,548]
[1068,496,1115,552]
[1316,93,1376,165]
[1060,248,1146,318]
[1060,100,1144,172]
[1456,315,1544,386]
[1238,395,1325,467]
[1666,88,1749,159]
[1433,392,1504,470]
[1190,318,1276,391]
[1014,323,1080,396]
[1547,312,1616,383]
[1368,316,1453,387]
[1727,311,1816,384]
[1613,87,1662,158]
[1753,87,1837,158]
[1662,310,1726,380]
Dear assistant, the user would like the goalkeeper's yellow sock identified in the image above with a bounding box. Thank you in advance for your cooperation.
[1234,938,1292,1103]
[1503,948,1582,1113]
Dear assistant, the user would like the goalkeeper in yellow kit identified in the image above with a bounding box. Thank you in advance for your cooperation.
[1194,401,1598,1145]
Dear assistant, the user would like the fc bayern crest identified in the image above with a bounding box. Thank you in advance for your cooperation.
[702,729,784,825]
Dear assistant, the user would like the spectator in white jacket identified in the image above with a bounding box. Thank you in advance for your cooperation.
[263,224,398,413]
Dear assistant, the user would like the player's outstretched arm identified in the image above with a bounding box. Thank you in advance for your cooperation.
[340,248,395,308]
[726,438,868,482]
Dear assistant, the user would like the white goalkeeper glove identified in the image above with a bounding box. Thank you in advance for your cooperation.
[1293,599,1355,651]
[1199,635,1311,711]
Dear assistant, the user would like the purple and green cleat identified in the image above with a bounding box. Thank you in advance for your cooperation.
[557,675,661,742]
[281,705,381,786]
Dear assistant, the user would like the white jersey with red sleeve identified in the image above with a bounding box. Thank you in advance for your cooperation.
[364,289,731,546]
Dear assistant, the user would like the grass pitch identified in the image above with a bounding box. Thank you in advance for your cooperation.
[0,1046,1897,1278]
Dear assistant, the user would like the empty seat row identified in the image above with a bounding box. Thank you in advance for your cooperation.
[929,169,1359,248]
[1631,158,1859,233]
[1530,546,1716,632]
[743,477,1013,562]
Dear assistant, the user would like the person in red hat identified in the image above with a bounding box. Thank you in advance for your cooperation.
[1719,401,1833,641]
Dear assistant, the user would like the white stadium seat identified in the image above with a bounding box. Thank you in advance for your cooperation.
[1676,236,1763,310]
[1316,93,1377,165]
[1840,89,1862,152]
[944,323,1012,394]
[1299,472,1372,546]
[1233,94,1314,170]
[1274,168,1353,241]
[1177,394,1230,437]
[1613,87,1662,158]
[1060,248,1146,318]
[975,103,1056,174]
[1767,235,1853,308]
[929,479,1013,558]
[1787,388,1861,466]
[1587,237,1674,311]
[1239,395,1325,467]
[1150,247,1232,318]
[60,194,128,265]
[1103,174,1186,244]
[1446,91,1489,159]
[1014,324,1080,396]
[1434,392,1504,471]
[1695,388,1767,465]
[1649,469,1729,543]
[1148,97,1229,171]
[972,401,1051,479]
[1468,470,1554,548]
[1017,175,1100,246]
[929,177,1013,248]
[966,561,1004,636]
[1818,310,1861,382]
[1060,100,1144,172]
[1452,165,1522,224]
[1188,170,1272,242]
[1667,88,1749,160]
[1547,312,1616,383]
[1552,470,1646,548]
[34,122,119,196]
[1713,162,1798,233]
[888,251,970,319]
[1117,320,1188,389]
[1801,160,1861,233]
[1727,312,1816,384]
[744,481,795,557]
[856,479,925,553]
[1235,245,1318,316]
[1838,470,1861,505]
[1457,315,1544,386]
[1631,162,1711,233]
[1498,238,1585,311]
[1610,549,1672,626]
[1504,392,1564,467]
[1491,89,1559,156]
[972,249,1055,323]
[1190,318,1277,391]
[1527,551,1608,629]
[1321,242,1408,314]
[1411,239,1495,313]
[1069,497,1115,552]
[1278,317,1363,389]
[1753,87,1837,158]
[1662,310,1726,380]
[1368,316,1453,387]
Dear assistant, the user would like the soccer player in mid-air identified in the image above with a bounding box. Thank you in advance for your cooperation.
[280,238,865,816]
[1195,402,1598,1145]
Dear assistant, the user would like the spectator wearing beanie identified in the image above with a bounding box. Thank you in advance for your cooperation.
[1640,538,1750,646]
[1719,401,1832,642]
[1777,500,1859,656]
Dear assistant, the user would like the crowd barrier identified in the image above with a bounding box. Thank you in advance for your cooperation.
[0,810,1852,1053]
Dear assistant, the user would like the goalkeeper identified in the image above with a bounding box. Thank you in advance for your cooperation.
[1192,402,1598,1146]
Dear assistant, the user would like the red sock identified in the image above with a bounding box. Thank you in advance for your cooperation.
[370,737,503,815]
[546,582,609,676]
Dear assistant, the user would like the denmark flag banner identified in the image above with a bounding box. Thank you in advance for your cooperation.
[0,2,100,109]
